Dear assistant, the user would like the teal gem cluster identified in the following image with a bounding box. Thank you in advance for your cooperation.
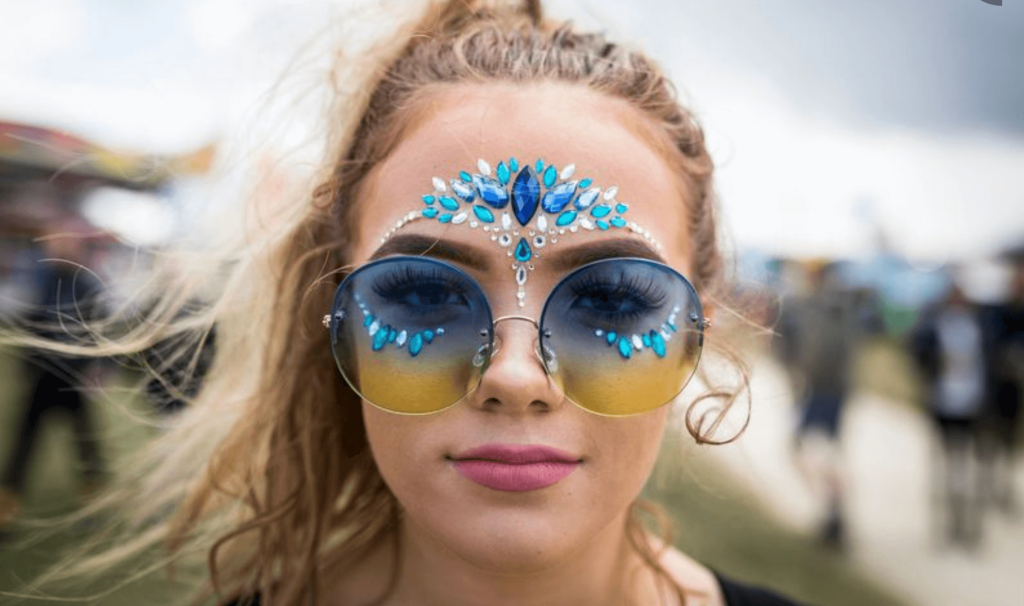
[355,294,446,357]
[594,305,682,360]
[379,157,661,308]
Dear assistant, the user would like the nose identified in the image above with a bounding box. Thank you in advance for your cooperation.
[468,315,564,414]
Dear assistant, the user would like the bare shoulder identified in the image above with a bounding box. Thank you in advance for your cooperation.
[657,544,726,606]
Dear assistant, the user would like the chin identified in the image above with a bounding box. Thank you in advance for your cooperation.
[417,506,595,573]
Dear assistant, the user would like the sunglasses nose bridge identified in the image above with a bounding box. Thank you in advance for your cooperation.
[488,315,545,366]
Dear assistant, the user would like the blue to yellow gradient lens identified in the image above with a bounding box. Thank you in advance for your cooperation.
[540,259,704,416]
[329,257,493,414]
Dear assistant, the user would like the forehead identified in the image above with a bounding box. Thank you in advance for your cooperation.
[351,83,691,274]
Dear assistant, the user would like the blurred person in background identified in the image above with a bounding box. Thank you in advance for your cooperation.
[910,281,987,549]
[980,259,1024,517]
[0,220,107,531]
[780,261,862,550]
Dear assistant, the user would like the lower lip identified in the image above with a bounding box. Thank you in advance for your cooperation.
[451,460,580,492]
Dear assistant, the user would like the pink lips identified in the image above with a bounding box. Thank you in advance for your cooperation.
[449,444,582,492]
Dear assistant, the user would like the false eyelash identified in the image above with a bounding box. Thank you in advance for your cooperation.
[371,265,469,300]
[567,273,669,309]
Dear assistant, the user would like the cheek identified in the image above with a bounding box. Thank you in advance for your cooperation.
[592,408,670,496]
[362,404,433,495]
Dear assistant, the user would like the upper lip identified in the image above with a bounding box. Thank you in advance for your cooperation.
[449,444,581,464]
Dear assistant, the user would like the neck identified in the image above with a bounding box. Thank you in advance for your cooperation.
[379,512,652,606]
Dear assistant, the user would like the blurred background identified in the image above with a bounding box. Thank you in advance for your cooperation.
[0,1,1021,605]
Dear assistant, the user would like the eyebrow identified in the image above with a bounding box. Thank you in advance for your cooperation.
[369,233,491,271]
[547,239,667,272]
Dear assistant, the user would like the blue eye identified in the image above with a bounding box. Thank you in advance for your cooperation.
[372,267,471,317]
[567,274,667,324]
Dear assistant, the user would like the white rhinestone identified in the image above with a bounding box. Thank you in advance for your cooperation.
[537,216,548,232]
[595,329,604,337]
[632,335,644,350]
[603,186,618,200]
[579,218,595,230]
[498,234,512,246]
[517,291,526,299]
[513,229,520,236]
[451,180,474,199]
[528,230,535,236]
[395,331,408,347]
[551,238,557,243]
[560,164,576,180]
[436,327,445,335]
[533,235,546,248]
[516,266,527,285]
[660,328,672,341]
[368,320,380,337]
[569,226,579,233]
[501,213,512,231]
[490,236,497,241]
[432,177,446,191]
[477,159,491,176]
[452,212,468,225]
[559,229,566,235]
[470,221,479,228]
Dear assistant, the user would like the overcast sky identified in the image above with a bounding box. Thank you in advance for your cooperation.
[1,0,1022,261]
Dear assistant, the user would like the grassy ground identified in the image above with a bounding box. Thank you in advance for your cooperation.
[0,344,909,606]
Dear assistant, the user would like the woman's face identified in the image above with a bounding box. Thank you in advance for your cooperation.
[348,83,694,572]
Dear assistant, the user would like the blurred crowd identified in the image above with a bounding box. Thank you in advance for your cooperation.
[752,252,1024,553]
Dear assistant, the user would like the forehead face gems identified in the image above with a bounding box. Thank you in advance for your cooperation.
[380,157,662,307]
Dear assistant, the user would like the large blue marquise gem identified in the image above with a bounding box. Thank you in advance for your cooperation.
[511,166,541,225]
[472,174,508,209]
[541,181,578,214]
[514,238,533,262]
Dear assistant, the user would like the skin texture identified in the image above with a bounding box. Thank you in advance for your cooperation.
[329,83,723,606]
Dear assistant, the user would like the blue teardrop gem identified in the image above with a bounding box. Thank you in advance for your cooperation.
[460,171,472,183]
[596,220,610,230]
[409,333,424,357]
[423,330,435,343]
[422,195,435,205]
[615,203,628,213]
[611,216,627,228]
[606,331,617,345]
[472,205,495,223]
[535,159,544,172]
[422,208,439,218]
[642,333,652,347]
[591,204,611,218]
[496,161,510,185]
[439,213,453,223]
[388,328,398,343]
[510,157,519,172]
[514,238,532,262]
[363,314,374,327]
[543,165,557,188]
[579,178,593,188]
[618,336,632,359]
[373,325,390,351]
[439,196,459,211]
[473,174,509,208]
[511,166,540,225]
[651,330,666,358]
[541,181,578,214]
[556,210,577,226]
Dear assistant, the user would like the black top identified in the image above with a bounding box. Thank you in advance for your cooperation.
[227,574,805,606]
[715,572,806,606]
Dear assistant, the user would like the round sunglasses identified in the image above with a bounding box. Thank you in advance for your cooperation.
[323,256,707,416]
